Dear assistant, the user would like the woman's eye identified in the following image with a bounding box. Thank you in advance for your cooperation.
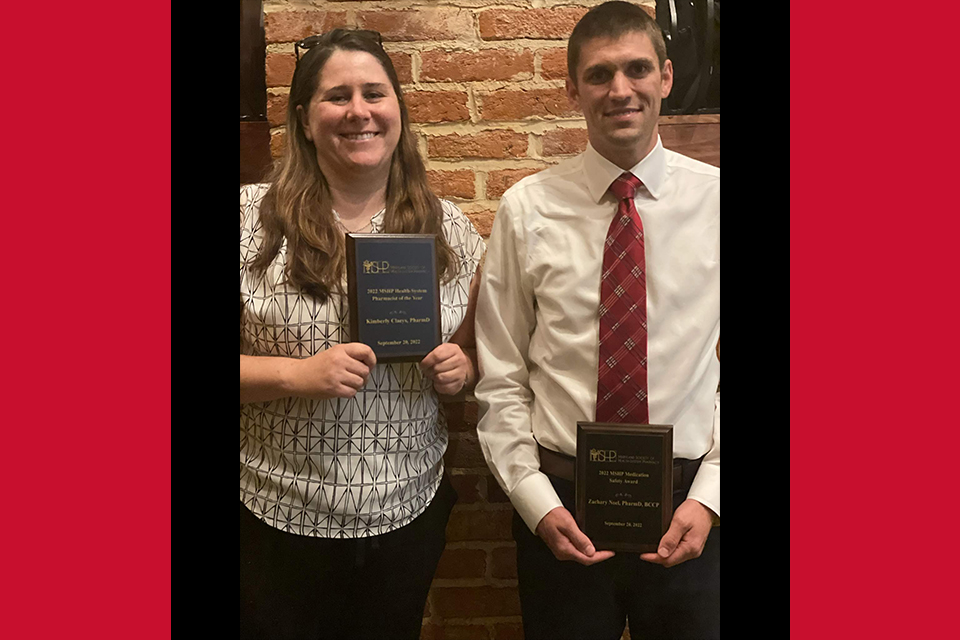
[365,92,384,100]
[327,95,348,104]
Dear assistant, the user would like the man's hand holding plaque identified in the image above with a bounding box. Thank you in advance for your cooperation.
[639,498,714,567]
[576,423,674,554]
[535,506,616,566]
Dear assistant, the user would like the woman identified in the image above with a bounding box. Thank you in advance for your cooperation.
[239,29,485,639]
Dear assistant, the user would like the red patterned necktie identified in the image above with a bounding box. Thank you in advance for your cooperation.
[596,172,649,424]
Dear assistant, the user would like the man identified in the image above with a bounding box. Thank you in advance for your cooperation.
[474,2,719,638]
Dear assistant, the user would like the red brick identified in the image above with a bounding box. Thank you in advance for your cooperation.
[490,546,517,579]
[270,129,286,159]
[479,7,588,41]
[464,401,478,425]
[540,47,568,81]
[446,509,514,541]
[542,127,589,156]
[432,586,521,618]
[486,476,511,503]
[428,170,475,199]
[420,623,442,640]
[406,91,470,124]
[449,473,483,504]
[421,49,534,82]
[388,51,413,84]
[264,11,348,44]
[443,433,487,471]
[493,622,525,640]
[442,625,491,640]
[479,88,578,121]
[266,92,289,127]
[435,547,487,579]
[466,210,495,238]
[358,9,473,42]
[444,401,470,433]
[486,168,543,199]
[265,51,409,90]
[444,435,487,469]
[265,52,296,88]
[428,131,528,160]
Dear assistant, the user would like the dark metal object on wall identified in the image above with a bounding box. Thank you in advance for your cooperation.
[657,0,720,115]
[240,121,272,185]
[240,0,266,120]
[240,0,272,184]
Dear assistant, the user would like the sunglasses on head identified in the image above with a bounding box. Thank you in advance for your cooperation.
[294,29,384,63]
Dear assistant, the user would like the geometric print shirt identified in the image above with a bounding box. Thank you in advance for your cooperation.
[240,183,485,538]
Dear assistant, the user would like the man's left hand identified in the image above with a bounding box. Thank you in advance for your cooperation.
[420,343,471,395]
[640,499,715,568]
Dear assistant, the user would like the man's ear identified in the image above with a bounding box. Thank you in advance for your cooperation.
[297,104,313,142]
[566,75,580,110]
[660,59,674,99]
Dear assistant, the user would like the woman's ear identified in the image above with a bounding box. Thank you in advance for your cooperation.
[297,104,312,142]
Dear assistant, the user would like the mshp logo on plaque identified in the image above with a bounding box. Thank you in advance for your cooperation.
[590,448,618,463]
[363,260,390,274]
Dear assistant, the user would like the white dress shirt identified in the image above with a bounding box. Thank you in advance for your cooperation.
[475,137,720,533]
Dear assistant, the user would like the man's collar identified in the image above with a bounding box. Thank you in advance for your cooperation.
[582,136,666,203]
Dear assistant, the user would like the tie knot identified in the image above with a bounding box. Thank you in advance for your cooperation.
[609,172,642,201]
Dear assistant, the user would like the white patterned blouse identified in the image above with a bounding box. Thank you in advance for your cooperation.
[240,183,485,538]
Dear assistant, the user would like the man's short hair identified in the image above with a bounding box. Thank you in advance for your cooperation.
[567,1,668,84]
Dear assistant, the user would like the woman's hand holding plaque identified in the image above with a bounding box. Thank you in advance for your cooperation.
[420,343,471,395]
[288,343,377,400]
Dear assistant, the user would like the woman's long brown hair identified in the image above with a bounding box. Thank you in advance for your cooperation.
[249,29,458,302]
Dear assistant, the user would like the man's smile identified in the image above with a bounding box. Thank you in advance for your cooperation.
[604,107,642,121]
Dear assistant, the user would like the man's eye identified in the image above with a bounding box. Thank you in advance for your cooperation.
[587,70,610,83]
[627,62,653,77]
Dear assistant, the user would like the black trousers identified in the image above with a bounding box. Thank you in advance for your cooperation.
[240,475,457,640]
[513,474,720,640]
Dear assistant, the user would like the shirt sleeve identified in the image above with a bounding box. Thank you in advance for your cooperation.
[687,390,720,520]
[240,184,268,353]
[475,195,563,534]
[240,185,253,346]
[442,199,485,284]
[438,200,486,343]
[240,183,267,269]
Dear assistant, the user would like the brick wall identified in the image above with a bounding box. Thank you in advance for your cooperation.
[263,0,661,241]
[259,2,714,638]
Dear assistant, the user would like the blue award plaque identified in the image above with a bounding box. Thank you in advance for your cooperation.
[345,233,442,363]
